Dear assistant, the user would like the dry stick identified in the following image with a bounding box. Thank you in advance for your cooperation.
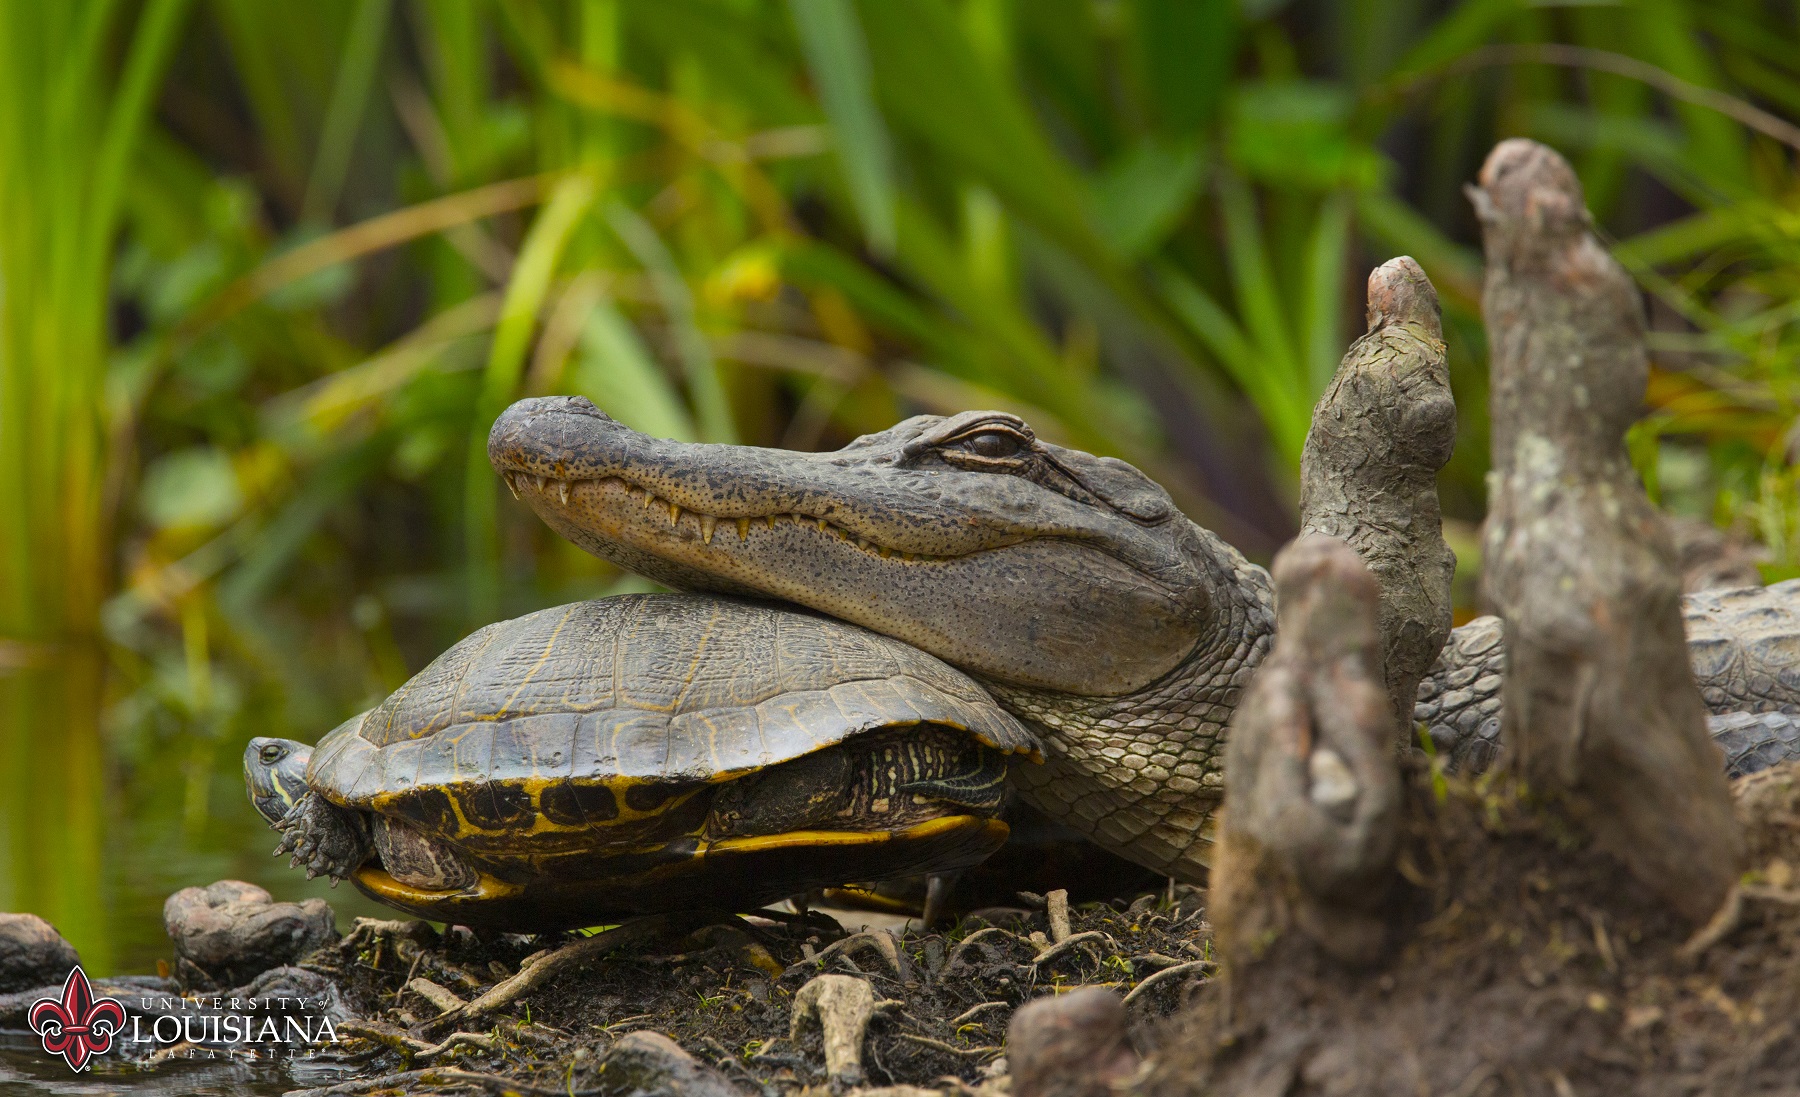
[1031,930,1113,967]
[1045,888,1071,944]
[898,1034,1003,1059]
[1120,960,1215,1008]
[407,975,468,1015]
[944,927,1027,969]
[813,931,903,976]
[448,917,669,1025]
[948,1001,1011,1027]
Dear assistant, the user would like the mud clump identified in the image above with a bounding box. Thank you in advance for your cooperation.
[282,894,1213,1096]
[1143,759,1800,1097]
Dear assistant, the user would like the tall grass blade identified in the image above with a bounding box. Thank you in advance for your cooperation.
[787,0,896,256]
[465,172,598,625]
[303,0,393,223]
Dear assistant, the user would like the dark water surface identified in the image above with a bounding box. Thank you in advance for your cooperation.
[2,665,391,978]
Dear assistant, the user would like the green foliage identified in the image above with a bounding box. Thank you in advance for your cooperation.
[1,0,1797,971]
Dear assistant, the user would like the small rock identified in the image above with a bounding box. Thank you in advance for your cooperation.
[0,913,80,993]
[164,880,336,988]
[599,1030,741,1097]
[1007,987,1139,1097]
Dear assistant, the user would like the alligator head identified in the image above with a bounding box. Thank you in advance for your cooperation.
[489,396,1276,878]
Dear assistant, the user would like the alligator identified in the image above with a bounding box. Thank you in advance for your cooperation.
[487,398,1800,884]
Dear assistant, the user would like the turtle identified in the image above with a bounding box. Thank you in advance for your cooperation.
[242,593,1039,931]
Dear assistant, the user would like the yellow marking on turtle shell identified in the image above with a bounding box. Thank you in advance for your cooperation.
[700,815,1007,857]
[353,865,521,903]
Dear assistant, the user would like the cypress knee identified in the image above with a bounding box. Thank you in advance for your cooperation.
[1301,256,1457,730]
[1469,138,1740,923]
[1213,534,1401,969]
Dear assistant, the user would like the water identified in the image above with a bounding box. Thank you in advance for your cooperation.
[2,663,390,978]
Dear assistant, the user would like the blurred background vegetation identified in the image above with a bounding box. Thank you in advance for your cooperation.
[1,0,1797,974]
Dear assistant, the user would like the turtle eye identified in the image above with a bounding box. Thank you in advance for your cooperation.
[259,744,287,765]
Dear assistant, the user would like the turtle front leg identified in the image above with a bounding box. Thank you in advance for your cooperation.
[274,792,372,884]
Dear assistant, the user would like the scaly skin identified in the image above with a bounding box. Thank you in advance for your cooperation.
[489,398,1273,882]
[489,399,1800,880]
[1417,579,1800,773]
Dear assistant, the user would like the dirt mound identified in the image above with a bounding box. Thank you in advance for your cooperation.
[284,891,1213,1095]
[1144,760,1800,1097]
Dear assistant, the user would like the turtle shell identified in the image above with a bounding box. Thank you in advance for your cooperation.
[305,594,1037,862]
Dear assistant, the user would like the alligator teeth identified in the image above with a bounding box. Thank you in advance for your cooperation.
[816,517,830,532]
[700,515,717,544]
[668,502,683,526]
[557,481,570,505]
[878,545,892,558]
[736,518,750,541]
[503,473,520,500]
[534,475,548,493]
[643,491,656,510]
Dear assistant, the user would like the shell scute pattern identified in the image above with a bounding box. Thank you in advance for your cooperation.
[303,594,1036,854]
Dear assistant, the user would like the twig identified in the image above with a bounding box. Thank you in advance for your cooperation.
[1742,884,1800,905]
[443,917,669,1026]
[417,1031,502,1061]
[948,1001,1010,1028]
[1121,960,1214,1007]
[945,927,1026,969]
[1678,884,1742,962]
[813,931,903,976]
[897,1033,1003,1059]
[1032,930,1112,967]
[407,976,468,1015]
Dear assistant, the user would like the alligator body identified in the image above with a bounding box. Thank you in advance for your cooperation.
[1419,581,1800,771]
[490,398,1800,882]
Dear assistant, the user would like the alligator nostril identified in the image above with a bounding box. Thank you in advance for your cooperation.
[562,395,614,421]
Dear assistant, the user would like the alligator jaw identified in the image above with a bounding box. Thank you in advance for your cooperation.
[489,396,1214,696]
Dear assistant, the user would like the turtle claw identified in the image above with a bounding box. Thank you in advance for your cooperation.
[271,792,371,881]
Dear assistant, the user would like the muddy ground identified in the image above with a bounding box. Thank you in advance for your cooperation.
[1145,759,1800,1097]
[280,887,1213,1096]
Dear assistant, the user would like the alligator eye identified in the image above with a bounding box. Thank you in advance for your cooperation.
[956,430,1024,459]
[259,744,287,765]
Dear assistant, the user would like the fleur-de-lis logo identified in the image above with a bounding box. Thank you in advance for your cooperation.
[29,966,127,1073]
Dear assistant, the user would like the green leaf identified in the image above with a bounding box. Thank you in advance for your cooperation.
[464,171,599,622]
[139,447,242,531]
[787,0,896,255]
[1302,191,1353,397]
[1132,0,1237,133]
[605,201,737,445]
[1091,139,1206,260]
[302,0,392,223]
[1226,81,1384,191]
[858,0,1099,262]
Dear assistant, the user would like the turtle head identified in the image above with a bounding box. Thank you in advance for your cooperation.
[244,737,312,824]
[489,397,1249,697]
